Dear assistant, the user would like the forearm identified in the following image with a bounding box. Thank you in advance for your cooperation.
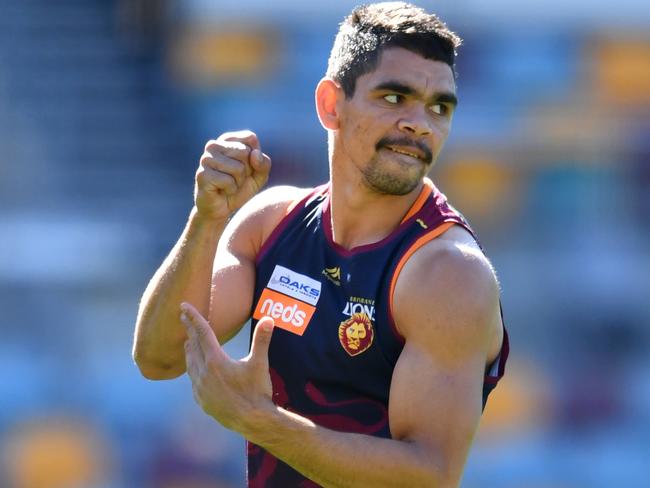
[133,207,226,379]
[245,406,449,488]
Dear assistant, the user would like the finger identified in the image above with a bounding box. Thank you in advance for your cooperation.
[196,168,238,196]
[249,149,271,190]
[205,140,251,164]
[180,302,228,363]
[184,339,201,380]
[248,316,274,368]
[181,309,215,367]
[185,343,204,407]
[201,153,247,188]
[181,311,204,362]
[221,130,261,151]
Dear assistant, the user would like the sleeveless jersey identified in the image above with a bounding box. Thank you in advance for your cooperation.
[247,178,509,487]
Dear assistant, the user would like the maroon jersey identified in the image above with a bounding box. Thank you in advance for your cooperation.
[247,178,509,487]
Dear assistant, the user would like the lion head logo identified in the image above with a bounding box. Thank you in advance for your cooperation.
[338,313,374,356]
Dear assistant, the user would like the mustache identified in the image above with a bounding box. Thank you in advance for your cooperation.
[376,137,433,162]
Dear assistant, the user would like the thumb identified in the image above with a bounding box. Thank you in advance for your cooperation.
[249,317,274,366]
[250,149,271,188]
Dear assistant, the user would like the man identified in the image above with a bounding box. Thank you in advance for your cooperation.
[133,2,509,486]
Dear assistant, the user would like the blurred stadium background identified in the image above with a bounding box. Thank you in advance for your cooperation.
[1,0,649,486]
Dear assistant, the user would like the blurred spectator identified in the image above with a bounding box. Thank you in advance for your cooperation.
[478,356,554,441]
[145,407,243,488]
[2,417,113,488]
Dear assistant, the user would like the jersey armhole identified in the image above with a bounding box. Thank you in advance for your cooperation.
[484,312,509,385]
[387,220,456,342]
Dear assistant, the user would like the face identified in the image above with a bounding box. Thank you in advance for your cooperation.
[345,321,367,350]
[335,47,457,195]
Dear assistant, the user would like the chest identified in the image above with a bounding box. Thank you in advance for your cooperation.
[252,217,406,402]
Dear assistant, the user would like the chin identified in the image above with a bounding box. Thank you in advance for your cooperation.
[362,154,427,195]
[364,172,421,196]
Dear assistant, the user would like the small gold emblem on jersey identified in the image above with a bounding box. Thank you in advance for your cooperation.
[322,266,341,286]
[338,313,374,357]
[416,218,428,229]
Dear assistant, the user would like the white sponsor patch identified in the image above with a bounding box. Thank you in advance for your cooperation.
[268,265,322,306]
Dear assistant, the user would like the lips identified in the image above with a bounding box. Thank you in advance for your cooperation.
[385,145,426,161]
[376,137,433,163]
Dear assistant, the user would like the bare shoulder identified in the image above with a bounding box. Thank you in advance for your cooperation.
[388,225,503,479]
[209,185,312,341]
[392,224,502,364]
[220,185,313,257]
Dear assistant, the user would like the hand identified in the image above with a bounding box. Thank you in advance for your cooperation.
[180,302,275,433]
[194,130,272,221]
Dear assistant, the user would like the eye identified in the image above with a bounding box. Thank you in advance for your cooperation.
[383,94,403,104]
[430,103,449,116]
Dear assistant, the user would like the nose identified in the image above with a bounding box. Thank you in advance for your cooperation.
[397,108,433,137]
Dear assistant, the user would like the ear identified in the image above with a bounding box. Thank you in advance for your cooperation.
[315,78,342,131]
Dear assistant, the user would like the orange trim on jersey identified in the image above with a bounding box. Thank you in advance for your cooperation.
[284,196,303,215]
[388,221,456,337]
[400,179,434,224]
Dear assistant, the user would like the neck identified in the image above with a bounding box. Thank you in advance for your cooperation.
[328,166,424,250]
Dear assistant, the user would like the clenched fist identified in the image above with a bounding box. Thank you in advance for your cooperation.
[194,130,271,221]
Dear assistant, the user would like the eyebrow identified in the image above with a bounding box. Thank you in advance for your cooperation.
[373,81,458,107]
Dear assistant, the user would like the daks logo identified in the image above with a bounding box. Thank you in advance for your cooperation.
[342,296,376,321]
[269,265,321,306]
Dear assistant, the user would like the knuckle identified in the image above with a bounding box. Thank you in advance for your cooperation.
[220,173,237,189]
[233,163,246,179]
[204,139,219,152]
[195,169,208,186]
[225,142,249,161]
[206,141,227,157]
[233,129,255,140]
[222,129,258,145]
[199,152,213,166]
[196,327,212,343]
[217,131,237,143]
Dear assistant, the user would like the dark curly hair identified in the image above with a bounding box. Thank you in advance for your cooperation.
[326,2,462,98]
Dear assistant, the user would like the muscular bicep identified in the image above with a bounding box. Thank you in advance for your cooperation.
[388,340,485,485]
[388,235,502,485]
